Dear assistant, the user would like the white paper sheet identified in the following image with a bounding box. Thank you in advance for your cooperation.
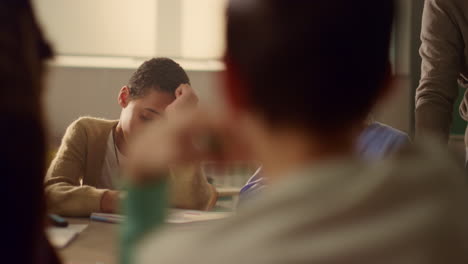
[166,209,232,224]
[90,210,232,225]
[46,224,88,249]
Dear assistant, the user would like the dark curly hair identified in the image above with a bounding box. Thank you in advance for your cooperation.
[128,57,190,98]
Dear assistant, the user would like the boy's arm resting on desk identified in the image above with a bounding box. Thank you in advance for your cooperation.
[44,118,108,217]
[169,164,217,211]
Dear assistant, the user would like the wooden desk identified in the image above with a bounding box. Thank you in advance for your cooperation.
[60,215,229,264]
[60,194,238,263]
[59,218,119,264]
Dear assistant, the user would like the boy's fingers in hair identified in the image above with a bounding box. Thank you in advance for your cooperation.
[174,83,188,97]
[180,84,199,106]
[166,84,199,118]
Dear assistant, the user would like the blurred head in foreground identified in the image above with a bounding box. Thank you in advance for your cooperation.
[223,0,394,176]
[0,0,58,263]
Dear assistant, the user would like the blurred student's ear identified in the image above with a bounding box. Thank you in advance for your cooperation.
[118,86,131,108]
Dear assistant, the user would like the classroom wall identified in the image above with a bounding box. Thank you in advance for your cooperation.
[34,0,157,57]
[33,0,226,59]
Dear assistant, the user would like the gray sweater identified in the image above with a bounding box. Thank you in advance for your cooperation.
[135,143,468,264]
[415,0,468,144]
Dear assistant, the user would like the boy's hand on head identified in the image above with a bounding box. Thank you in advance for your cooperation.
[165,84,199,119]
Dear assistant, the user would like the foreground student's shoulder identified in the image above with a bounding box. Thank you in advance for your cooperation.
[389,139,468,213]
[396,138,458,164]
[393,139,462,178]
[389,141,468,256]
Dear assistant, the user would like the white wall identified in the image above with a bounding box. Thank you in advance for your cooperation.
[34,0,157,57]
[33,0,226,59]
[181,0,227,59]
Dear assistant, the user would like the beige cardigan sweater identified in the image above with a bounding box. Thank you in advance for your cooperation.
[45,117,215,217]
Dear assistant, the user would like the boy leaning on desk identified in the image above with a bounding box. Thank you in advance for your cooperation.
[44,58,217,217]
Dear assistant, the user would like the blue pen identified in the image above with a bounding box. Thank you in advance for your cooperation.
[90,214,123,224]
[48,214,69,227]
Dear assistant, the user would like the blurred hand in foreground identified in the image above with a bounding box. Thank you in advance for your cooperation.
[126,110,252,184]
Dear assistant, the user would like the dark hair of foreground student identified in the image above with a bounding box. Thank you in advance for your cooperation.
[226,0,394,138]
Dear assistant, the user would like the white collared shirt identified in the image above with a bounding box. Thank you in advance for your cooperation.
[100,130,125,189]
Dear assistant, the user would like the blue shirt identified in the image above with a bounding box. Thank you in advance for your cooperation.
[239,122,410,203]
[356,122,410,160]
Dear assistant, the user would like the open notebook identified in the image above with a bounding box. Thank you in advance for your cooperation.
[91,209,232,224]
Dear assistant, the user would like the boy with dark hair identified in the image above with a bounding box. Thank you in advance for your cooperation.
[122,1,468,263]
[45,57,216,216]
